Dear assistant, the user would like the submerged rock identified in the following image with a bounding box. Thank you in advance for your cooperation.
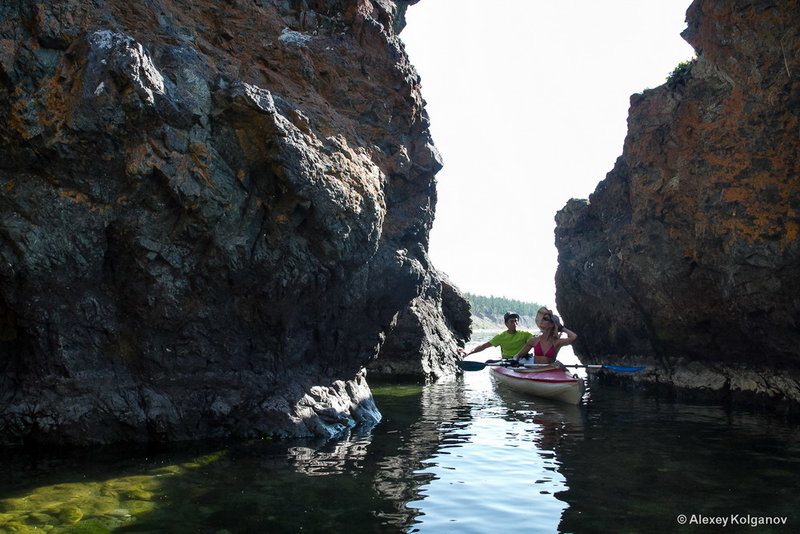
[0,0,466,445]
[554,0,800,408]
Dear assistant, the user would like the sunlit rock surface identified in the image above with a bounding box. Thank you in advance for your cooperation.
[555,0,800,408]
[0,0,467,445]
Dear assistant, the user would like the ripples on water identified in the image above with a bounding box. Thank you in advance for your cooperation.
[1,366,798,533]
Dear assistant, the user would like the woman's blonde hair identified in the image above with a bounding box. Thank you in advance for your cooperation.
[535,307,561,340]
[535,307,553,329]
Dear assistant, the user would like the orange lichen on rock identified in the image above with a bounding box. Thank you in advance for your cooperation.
[8,95,35,140]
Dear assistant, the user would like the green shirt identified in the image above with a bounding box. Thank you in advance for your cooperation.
[489,330,533,358]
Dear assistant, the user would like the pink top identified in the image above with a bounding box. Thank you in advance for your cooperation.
[533,341,556,359]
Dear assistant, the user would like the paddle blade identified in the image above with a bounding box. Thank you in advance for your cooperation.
[457,360,488,371]
[604,365,646,373]
[572,364,647,372]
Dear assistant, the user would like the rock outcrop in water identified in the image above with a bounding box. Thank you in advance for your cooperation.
[555,0,800,408]
[368,270,470,380]
[0,0,468,446]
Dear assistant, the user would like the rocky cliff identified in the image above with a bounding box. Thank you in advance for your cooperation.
[0,0,468,446]
[555,0,799,408]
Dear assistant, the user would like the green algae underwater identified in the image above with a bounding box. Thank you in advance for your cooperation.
[0,386,426,534]
[0,448,230,533]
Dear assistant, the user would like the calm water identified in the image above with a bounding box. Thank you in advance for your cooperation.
[1,363,798,533]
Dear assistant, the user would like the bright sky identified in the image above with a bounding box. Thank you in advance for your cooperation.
[401,1,695,306]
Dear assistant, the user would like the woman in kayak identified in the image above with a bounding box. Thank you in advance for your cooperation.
[512,307,577,366]
[460,312,534,361]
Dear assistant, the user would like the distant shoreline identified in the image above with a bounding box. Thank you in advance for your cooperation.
[470,313,538,332]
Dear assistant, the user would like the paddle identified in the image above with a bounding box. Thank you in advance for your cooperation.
[457,360,645,373]
[456,360,518,371]
[562,364,645,373]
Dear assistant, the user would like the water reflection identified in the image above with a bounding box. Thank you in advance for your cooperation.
[402,371,586,533]
[490,379,586,451]
[1,376,798,533]
[287,436,371,476]
[556,387,800,534]
[369,378,477,529]
[0,380,466,533]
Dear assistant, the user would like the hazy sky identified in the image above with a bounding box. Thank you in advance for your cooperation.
[401,1,695,308]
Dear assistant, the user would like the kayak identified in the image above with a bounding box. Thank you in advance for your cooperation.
[490,366,585,405]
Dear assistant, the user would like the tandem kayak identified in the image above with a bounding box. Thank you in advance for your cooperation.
[490,366,585,405]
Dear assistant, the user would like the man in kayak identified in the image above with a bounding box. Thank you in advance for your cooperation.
[459,312,533,363]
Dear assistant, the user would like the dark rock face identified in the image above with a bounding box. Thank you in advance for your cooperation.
[555,0,800,407]
[0,0,463,445]
[369,270,470,380]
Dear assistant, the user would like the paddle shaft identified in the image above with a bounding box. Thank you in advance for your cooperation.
[457,360,645,373]
[457,360,519,371]
[525,363,645,372]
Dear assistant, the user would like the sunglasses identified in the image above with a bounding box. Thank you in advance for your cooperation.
[541,316,552,322]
